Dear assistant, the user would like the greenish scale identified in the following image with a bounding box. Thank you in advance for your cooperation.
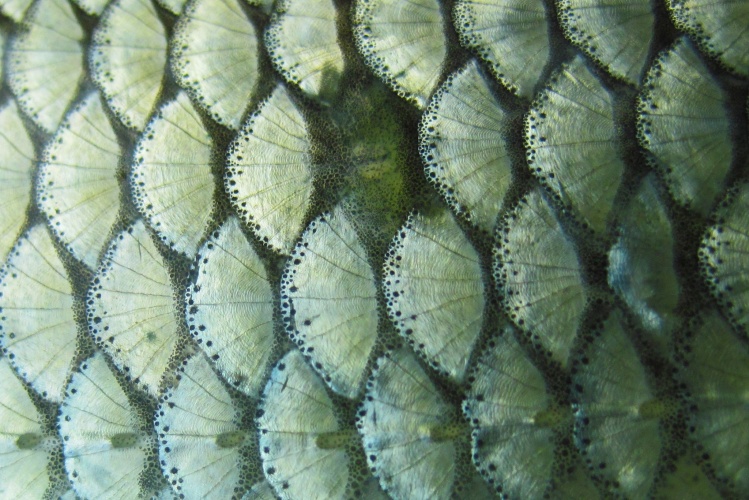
[110,432,140,449]
[420,421,469,443]
[215,430,246,449]
[314,429,357,449]
[16,432,42,450]
[638,398,673,419]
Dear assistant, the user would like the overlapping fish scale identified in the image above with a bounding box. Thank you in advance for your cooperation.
[280,206,379,399]
[454,0,552,98]
[131,91,215,258]
[420,59,515,233]
[557,0,656,85]
[669,0,749,77]
[171,0,260,130]
[37,90,122,270]
[90,0,168,131]
[0,224,79,402]
[87,220,180,397]
[526,55,626,235]
[354,0,448,108]
[186,216,275,399]
[7,0,84,133]
[637,37,733,215]
[266,0,344,105]
[0,100,35,265]
[157,353,250,499]
[225,83,314,255]
[383,207,485,381]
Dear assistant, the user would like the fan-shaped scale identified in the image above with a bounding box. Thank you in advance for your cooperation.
[7,0,84,133]
[383,207,484,381]
[637,38,732,215]
[132,91,215,258]
[225,84,313,255]
[72,0,109,15]
[187,216,274,398]
[608,176,679,341]
[680,312,749,492]
[0,100,34,265]
[360,347,462,500]
[420,60,513,233]
[526,55,625,234]
[257,350,351,499]
[557,0,655,84]
[281,206,378,398]
[454,0,551,98]
[701,183,749,333]
[90,0,167,131]
[354,0,448,109]
[172,0,259,130]
[266,0,344,104]
[0,224,77,402]
[493,189,586,367]
[60,352,149,499]
[156,0,186,15]
[669,0,749,76]
[157,354,246,499]
[0,0,31,22]
[87,220,179,397]
[463,332,561,499]
[572,311,662,498]
[38,91,121,270]
[0,358,53,499]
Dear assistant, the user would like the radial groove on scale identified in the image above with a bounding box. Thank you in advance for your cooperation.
[637,38,733,215]
[186,216,275,398]
[0,224,78,402]
[679,312,749,494]
[701,182,749,335]
[608,175,680,343]
[572,310,665,498]
[281,206,379,399]
[354,0,448,108]
[463,331,562,498]
[359,347,467,499]
[7,0,84,133]
[383,207,485,381]
[157,353,247,499]
[87,220,180,397]
[266,0,344,104]
[493,189,587,367]
[420,60,514,233]
[454,0,552,98]
[59,352,152,499]
[38,91,122,270]
[0,358,60,499]
[225,84,314,255]
[257,350,352,499]
[0,100,35,265]
[132,91,215,258]
[669,0,749,76]
[557,0,656,84]
[526,55,625,235]
[172,0,260,129]
[90,0,168,131]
